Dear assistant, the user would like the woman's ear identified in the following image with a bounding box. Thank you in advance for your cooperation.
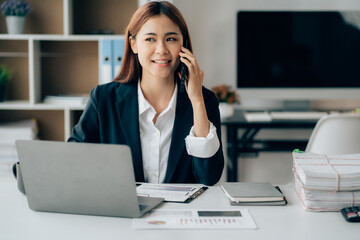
[129,36,138,54]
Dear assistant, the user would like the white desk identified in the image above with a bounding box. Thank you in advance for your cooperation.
[0,177,359,240]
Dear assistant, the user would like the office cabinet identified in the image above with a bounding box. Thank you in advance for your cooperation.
[0,0,137,140]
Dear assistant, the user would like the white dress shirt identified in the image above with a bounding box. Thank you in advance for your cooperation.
[138,82,220,183]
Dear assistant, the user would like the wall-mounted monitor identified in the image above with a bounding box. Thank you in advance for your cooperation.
[236,11,360,108]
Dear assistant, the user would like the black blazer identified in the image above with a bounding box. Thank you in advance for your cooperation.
[68,81,224,186]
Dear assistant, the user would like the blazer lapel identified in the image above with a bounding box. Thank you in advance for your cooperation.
[115,83,145,182]
[164,90,193,183]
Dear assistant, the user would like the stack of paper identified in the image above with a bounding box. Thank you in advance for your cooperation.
[43,95,89,106]
[293,151,360,211]
[0,119,39,165]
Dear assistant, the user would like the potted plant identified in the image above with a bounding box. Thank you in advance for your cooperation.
[211,84,239,119]
[0,64,12,102]
[1,0,32,34]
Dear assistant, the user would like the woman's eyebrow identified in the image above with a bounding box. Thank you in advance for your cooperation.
[143,32,179,36]
[165,32,179,36]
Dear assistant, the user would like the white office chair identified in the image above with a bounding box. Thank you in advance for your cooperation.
[306,114,360,154]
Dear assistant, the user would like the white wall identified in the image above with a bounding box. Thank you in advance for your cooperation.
[174,0,360,89]
[174,0,360,184]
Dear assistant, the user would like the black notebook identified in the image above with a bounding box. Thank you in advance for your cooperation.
[221,182,287,206]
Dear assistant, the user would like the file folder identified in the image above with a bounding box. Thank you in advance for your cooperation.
[112,39,125,79]
[136,184,208,203]
[99,39,113,84]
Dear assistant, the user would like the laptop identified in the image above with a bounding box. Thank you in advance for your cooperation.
[15,140,164,218]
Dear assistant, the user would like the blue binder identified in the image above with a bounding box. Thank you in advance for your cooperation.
[99,40,113,84]
[112,39,125,79]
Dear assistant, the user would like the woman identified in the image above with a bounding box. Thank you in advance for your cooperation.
[68,1,224,186]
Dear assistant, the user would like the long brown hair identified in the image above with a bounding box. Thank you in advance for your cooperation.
[114,1,192,84]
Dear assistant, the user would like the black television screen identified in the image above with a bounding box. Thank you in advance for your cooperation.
[237,11,360,88]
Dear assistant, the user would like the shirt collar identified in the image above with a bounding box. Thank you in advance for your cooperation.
[138,81,178,116]
[138,82,151,115]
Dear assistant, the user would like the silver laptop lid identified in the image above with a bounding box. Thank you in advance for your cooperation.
[16,140,153,218]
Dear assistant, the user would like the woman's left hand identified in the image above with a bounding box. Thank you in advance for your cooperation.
[179,46,210,137]
[179,46,204,103]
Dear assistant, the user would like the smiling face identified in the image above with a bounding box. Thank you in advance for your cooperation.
[130,14,183,82]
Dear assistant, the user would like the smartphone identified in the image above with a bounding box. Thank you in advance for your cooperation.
[180,39,189,93]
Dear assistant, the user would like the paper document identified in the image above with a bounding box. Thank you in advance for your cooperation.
[293,152,360,191]
[136,184,207,202]
[132,209,257,230]
[293,151,360,211]
[43,95,88,106]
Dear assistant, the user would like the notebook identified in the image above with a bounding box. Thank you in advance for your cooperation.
[15,140,164,218]
[221,182,287,205]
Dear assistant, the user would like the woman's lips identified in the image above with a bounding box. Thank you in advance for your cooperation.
[152,59,171,67]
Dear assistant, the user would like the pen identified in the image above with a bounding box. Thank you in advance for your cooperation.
[137,193,150,197]
[185,187,195,196]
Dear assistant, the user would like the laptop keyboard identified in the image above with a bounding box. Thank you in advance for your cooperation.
[139,204,149,211]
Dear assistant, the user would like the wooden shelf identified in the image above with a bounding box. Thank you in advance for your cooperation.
[0,109,65,141]
[72,0,137,35]
[0,101,31,109]
[0,102,85,110]
[0,40,29,102]
[39,40,98,99]
[0,34,126,40]
[0,0,137,141]
[0,0,64,35]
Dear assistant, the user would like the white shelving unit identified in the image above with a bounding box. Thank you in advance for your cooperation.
[0,0,138,141]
